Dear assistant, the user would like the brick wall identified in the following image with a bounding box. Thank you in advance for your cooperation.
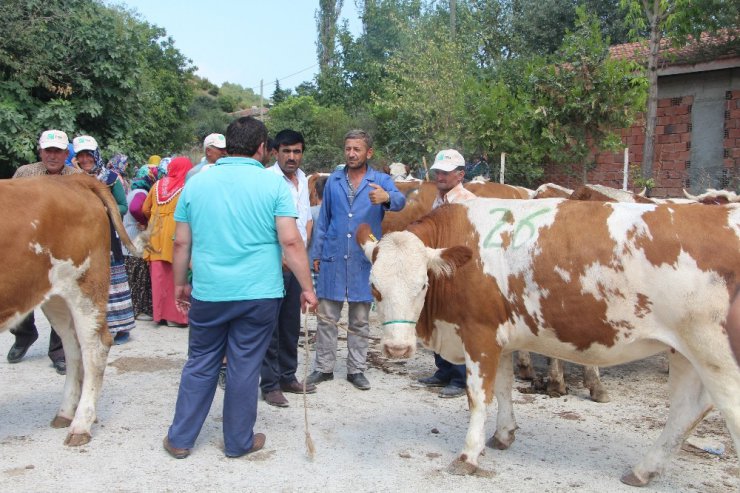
[543,93,739,197]
[725,90,740,191]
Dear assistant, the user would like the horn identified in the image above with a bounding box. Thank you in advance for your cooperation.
[637,188,647,197]
[682,188,699,201]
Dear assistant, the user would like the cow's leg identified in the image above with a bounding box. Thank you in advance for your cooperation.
[514,350,534,380]
[487,352,518,450]
[622,351,711,487]
[583,365,610,403]
[41,298,81,429]
[546,358,566,397]
[64,304,110,446]
[447,345,500,476]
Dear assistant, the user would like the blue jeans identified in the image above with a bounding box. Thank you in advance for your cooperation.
[167,297,280,457]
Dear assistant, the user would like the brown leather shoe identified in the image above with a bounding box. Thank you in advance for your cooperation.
[226,432,266,458]
[163,436,190,459]
[280,379,317,394]
[263,389,289,407]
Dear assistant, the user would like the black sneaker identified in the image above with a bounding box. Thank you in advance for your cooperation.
[347,372,370,390]
[52,359,66,375]
[417,375,448,387]
[305,370,334,386]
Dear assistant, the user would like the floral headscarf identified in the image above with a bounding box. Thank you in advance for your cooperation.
[78,146,117,186]
[155,156,193,204]
[108,153,128,176]
[131,165,158,192]
[157,157,172,178]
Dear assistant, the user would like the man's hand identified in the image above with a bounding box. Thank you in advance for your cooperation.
[313,259,320,273]
[368,183,390,205]
[175,284,192,315]
[300,290,319,313]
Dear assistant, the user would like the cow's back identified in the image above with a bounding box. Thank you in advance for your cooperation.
[0,175,112,329]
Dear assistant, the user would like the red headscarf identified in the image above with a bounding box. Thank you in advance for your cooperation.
[155,156,193,204]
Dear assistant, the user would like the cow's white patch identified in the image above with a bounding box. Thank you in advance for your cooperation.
[605,202,656,251]
[465,198,561,291]
[553,266,570,283]
[29,242,44,255]
[428,320,465,363]
[460,355,486,463]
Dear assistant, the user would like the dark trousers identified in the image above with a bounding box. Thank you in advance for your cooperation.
[433,353,466,389]
[167,297,279,457]
[260,272,301,393]
[10,313,65,362]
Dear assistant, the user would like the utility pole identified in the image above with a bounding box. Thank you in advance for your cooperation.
[259,79,264,120]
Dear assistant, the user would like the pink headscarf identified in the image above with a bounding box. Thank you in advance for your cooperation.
[155,156,193,204]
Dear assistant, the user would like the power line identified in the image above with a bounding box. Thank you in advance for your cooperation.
[246,63,319,91]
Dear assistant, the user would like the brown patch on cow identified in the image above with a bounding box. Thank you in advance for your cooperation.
[524,201,621,350]
[409,205,508,405]
[634,293,652,318]
[371,284,382,302]
[372,245,379,264]
[637,205,739,289]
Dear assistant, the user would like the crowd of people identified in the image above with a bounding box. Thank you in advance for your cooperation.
[7,119,490,458]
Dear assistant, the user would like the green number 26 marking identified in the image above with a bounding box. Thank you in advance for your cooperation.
[483,207,551,249]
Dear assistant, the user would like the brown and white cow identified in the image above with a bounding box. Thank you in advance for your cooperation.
[0,174,143,446]
[358,198,740,486]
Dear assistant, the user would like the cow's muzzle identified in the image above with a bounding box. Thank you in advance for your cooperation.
[382,343,415,359]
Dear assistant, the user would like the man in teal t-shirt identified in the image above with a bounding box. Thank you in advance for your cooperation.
[163,117,318,460]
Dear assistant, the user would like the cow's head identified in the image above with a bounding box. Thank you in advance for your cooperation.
[356,223,472,359]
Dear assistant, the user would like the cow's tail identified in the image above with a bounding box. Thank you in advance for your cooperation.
[86,178,147,257]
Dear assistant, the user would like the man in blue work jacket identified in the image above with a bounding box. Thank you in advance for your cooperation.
[307,130,405,390]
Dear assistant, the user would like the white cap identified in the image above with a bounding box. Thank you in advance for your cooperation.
[430,149,465,172]
[39,130,69,150]
[72,135,99,153]
[203,133,226,150]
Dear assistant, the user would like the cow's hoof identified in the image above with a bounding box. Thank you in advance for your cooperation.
[516,366,534,381]
[51,415,72,428]
[446,457,478,476]
[486,433,514,450]
[64,432,91,447]
[620,470,652,487]
[546,382,567,397]
[589,388,611,403]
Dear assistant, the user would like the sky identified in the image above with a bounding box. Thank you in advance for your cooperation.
[111,0,362,93]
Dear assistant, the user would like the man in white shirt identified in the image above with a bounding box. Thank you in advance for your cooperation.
[260,129,315,407]
[418,149,475,398]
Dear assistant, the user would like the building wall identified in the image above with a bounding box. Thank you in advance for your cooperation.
[543,67,739,197]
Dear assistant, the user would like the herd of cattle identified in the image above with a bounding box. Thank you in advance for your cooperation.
[1,172,738,488]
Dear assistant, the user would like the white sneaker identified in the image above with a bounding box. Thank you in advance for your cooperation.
[135,313,154,321]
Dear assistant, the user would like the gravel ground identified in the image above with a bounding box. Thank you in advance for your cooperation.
[0,309,737,492]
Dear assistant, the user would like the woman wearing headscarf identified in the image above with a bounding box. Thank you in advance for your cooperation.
[143,156,193,327]
[124,165,158,322]
[72,136,136,344]
[108,153,131,194]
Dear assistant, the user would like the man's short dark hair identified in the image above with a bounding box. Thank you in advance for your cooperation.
[225,117,267,157]
[274,129,305,151]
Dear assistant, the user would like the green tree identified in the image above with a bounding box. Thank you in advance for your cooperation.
[620,0,738,182]
[266,96,354,173]
[531,8,646,182]
[0,0,195,176]
[271,79,293,105]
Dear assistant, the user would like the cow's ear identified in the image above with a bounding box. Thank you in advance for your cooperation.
[426,246,472,278]
[356,223,378,261]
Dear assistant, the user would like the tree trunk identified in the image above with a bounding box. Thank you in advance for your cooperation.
[641,0,662,184]
[317,0,344,71]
